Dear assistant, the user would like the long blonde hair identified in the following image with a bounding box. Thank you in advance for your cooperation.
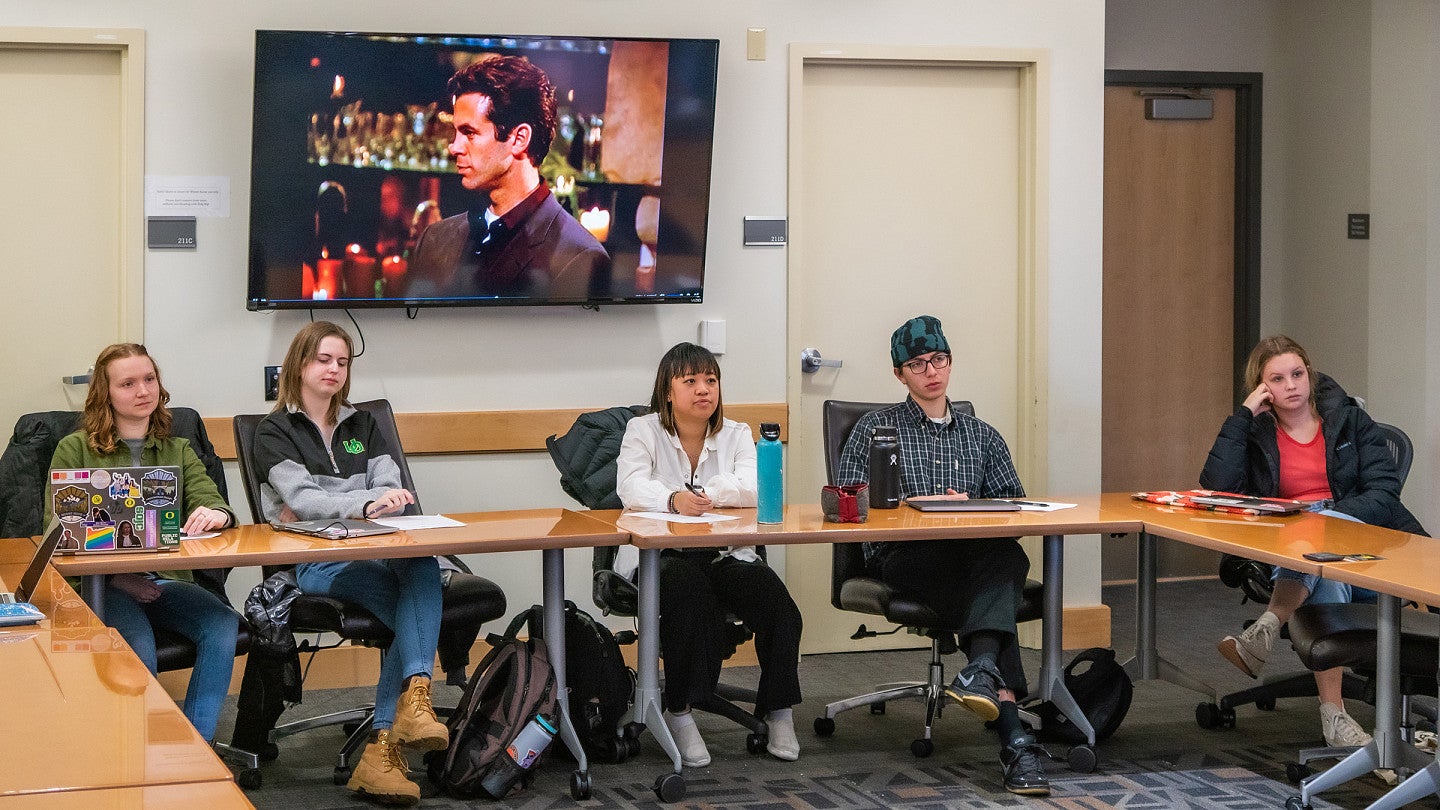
[82,344,172,455]
[275,321,354,425]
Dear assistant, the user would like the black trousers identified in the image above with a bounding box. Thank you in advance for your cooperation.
[877,537,1030,698]
[657,548,803,714]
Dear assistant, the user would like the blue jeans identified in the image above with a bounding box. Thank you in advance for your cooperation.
[105,577,240,742]
[297,557,442,730]
[1272,507,1380,605]
[1272,566,1380,606]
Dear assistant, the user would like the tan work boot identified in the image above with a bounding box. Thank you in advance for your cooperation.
[347,729,421,806]
[391,675,449,752]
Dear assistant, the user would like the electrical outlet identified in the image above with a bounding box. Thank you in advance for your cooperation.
[264,366,281,401]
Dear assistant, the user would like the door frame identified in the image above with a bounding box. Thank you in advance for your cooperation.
[2,27,147,340]
[1105,70,1262,397]
[788,44,1050,490]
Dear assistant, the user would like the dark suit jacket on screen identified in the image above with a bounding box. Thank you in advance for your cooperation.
[405,193,611,301]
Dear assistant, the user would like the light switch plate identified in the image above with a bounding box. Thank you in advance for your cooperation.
[746,28,766,61]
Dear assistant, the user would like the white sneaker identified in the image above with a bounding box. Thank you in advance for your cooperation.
[663,711,711,768]
[1320,703,1371,748]
[1219,612,1278,678]
[765,709,800,761]
[1319,703,1396,784]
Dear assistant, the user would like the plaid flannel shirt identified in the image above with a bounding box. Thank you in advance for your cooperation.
[835,397,1025,563]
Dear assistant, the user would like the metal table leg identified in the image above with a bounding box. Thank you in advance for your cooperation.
[621,547,682,774]
[1037,534,1096,746]
[82,573,105,621]
[1121,532,1216,699]
[542,548,591,798]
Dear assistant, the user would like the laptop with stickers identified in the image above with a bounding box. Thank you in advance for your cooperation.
[48,466,184,554]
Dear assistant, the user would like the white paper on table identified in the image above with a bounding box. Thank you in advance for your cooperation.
[626,511,739,524]
[372,514,466,530]
[1013,501,1078,512]
[180,531,221,540]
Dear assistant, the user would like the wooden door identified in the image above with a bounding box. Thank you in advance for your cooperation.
[1101,86,1236,581]
[0,29,144,437]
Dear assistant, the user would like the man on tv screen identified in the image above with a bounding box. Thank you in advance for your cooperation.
[406,55,612,301]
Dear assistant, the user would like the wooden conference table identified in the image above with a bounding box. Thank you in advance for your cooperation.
[0,538,238,801]
[604,496,1141,791]
[1103,495,1440,808]
[1281,534,1440,810]
[29,497,1439,804]
[48,509,628,799]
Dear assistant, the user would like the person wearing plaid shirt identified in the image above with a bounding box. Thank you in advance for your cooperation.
[835,314,1049,797]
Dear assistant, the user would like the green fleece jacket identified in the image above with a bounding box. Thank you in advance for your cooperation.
[47,430,235,582]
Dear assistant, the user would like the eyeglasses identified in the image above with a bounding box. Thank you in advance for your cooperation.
[901,353,952,374]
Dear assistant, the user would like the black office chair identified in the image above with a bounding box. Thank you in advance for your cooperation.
[813,399,1045,758]
[0,408,262,787]
[232,399,506,784]
[546,405,771,757]
[1202,420,1419,730]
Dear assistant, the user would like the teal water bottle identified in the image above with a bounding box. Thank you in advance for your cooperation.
[757,422,783,524]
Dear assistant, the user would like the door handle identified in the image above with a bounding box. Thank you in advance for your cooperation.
[62,368,93,385]
[799,348,843,374]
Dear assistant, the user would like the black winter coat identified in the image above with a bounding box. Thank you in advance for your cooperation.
[1199,373,1426,535]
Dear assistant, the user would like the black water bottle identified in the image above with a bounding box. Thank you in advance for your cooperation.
[868,425,901,509]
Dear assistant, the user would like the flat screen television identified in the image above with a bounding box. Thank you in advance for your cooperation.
[247,30,719,310]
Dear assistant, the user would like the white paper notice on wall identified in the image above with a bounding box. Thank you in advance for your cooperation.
[145,176,231,218]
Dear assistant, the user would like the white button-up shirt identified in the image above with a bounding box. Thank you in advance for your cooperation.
[616,413,759,561]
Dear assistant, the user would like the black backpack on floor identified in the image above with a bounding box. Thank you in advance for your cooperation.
[426,611,557,800]
[1032,647,1134,744]
[526,600,635,761]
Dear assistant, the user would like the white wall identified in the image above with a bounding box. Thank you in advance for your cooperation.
[6,1,1107,618]
[1108,1,1440,532]
[1369,1,1440,533]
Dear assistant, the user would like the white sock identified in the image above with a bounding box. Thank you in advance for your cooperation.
[663,710,710,768]
[765,708,799,761]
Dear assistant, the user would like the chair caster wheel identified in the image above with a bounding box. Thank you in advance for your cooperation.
[602,736,629,764]
[746,732,767,754]
[237,768,263,789]
[814,717,836,736]
[910,738,934,758]
[623,722,644,741]
[870,702,887,715]
[570,770,592,800]
[1285,796,1311,810]
[332,766,351,785]
[1068,744,1098,773]
[1221,706,1236,728]
[1196,701,1221,729]
[627,737,641,758]
[1286,762,1311,783]
[1256,696,1277,711]
[654,772,686,802]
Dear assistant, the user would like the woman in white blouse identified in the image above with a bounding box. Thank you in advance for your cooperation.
[617,342,803,765]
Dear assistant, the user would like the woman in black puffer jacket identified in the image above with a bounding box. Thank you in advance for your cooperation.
[1201,335,1425,753]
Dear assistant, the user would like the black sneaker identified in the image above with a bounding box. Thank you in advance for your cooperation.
[944,658,1002,721]
[1000,734,1051,796]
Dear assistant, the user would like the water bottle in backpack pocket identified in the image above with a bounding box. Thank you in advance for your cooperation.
[425,608,558,800]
